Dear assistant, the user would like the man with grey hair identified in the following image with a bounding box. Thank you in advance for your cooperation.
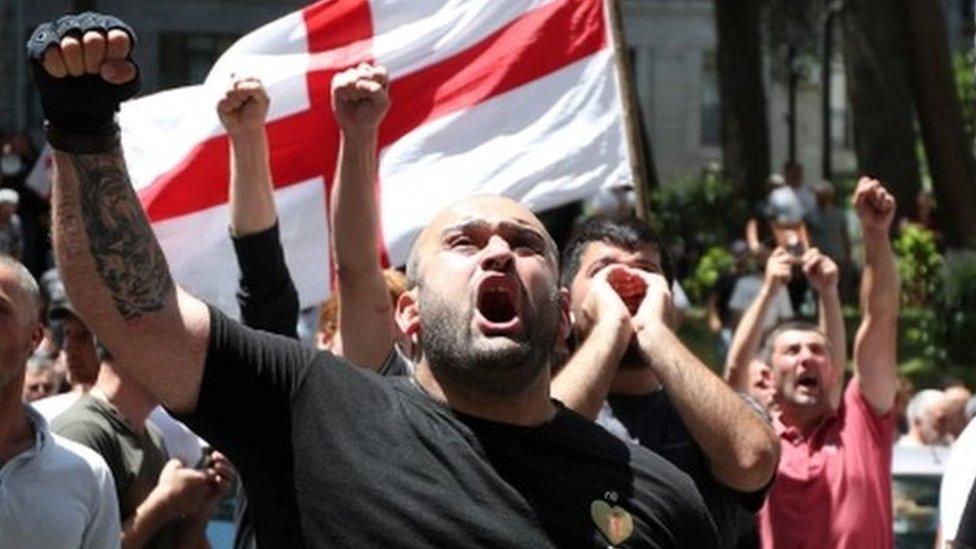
[0,256,120,547]
[896,389,947,447]
[37,17,718,548]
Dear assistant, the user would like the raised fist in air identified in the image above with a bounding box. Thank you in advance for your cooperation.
[27,12,140,152]
[218,77,270,136]
[331,63,390,135]
[853,177,896,234]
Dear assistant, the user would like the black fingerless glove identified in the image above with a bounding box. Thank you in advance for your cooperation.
[26,12,141,153]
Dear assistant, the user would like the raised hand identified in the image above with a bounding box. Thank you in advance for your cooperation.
[630,270,675,332]
[218,77,270,136]
[575,265,635,341]
[28,13,140,152]
[763,247,794,292]
[331,63,390,135]
[802,247,839,295]
[852,177,896,234]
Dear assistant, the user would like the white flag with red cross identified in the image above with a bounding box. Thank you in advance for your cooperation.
[119,0,635,315]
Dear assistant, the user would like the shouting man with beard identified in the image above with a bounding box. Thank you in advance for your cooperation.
[36,13,718,548]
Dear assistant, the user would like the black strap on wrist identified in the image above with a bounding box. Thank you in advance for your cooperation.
[45,120,121,154]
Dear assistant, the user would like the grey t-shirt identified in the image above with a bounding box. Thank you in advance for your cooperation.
[54,393,176,549]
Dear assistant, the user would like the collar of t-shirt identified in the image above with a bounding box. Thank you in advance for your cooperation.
[773,407,839,445]
[403,375,568,435]
[0,405,50,483]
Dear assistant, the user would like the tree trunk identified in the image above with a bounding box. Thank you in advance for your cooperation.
[714,0,769,206]
[905,0,976,249]
[840,0,921,222]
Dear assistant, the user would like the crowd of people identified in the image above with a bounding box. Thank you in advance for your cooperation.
[2,11,976,549]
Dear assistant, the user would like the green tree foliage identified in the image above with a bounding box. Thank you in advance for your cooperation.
[648,167,748,259]
[893,224,943,307]
[684,246,734,304]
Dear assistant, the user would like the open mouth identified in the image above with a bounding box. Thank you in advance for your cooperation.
[475,275,522,334]
[796,371,820,390]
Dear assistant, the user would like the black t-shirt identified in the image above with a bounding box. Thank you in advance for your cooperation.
[598,391,768,549]
[178,308,720,548]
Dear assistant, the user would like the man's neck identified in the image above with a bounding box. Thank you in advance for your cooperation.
[414,363,556,426]
[774,404,827,435]
[92,380,155,435]
[0,385,34,465]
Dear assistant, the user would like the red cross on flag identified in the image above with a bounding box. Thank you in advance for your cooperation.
[119,0,635,315]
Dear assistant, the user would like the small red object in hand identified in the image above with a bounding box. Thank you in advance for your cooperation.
[607,269,647,316]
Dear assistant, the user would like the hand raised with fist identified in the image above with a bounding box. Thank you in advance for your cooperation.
[331,63,390,136]
[853,177,896,235]
[218,77,270,136]
[27,12,140,153]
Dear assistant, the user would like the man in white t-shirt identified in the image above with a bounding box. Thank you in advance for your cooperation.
[0,256,120,547]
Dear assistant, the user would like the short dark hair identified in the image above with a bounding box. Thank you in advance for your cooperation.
[759,320,827,364]
[559,217,673,287]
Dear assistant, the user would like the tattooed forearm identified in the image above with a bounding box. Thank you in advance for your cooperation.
[68,152,173,320]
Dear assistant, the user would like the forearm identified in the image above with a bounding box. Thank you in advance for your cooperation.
[861,230,899,318]
[52,148,209,412]
[725,286,777,390]
[228,129,275,236]
[332,130,394,368]
[551,320,630,420]
[639,326,779,491]
[121,490,174,549]
[854,230,899,412]
[818,286,846,409]
[233,224,299,338]
[173,510,211,549]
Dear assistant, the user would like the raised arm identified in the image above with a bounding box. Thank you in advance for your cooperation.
[724,247,792,392]
[851,177,899,414]
[550,266,633,420]
[801,247,845,410]
[634,272,779,492]
[330,64,395,369]
[36,16,209,413]
[219,78,299,337]
[221,78,276,237]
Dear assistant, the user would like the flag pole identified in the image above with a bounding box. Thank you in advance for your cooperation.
[605,0,651,221]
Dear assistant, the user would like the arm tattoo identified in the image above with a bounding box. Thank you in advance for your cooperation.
[69,152,173,319]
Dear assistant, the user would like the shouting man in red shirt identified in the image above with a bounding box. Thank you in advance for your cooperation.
[728,177,899,548]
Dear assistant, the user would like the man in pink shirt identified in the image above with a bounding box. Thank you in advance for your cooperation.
[728,177,899,548]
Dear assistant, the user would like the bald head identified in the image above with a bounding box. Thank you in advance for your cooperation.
[0,256,40,327]
[406,195,558,286]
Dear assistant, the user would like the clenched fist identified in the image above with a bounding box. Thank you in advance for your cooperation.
[331,63,390,136]
[218,77,270,136]
[853,177,896,234]
[27,12,140,152]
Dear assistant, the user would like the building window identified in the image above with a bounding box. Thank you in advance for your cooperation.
[700,51,720,147]
[159,33,239,89]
